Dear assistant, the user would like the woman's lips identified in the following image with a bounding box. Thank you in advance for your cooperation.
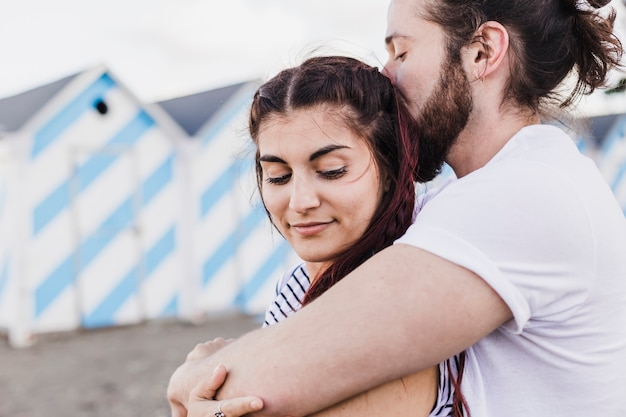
[290,221,332,237]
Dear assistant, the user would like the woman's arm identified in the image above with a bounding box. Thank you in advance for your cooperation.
[186,366,438,417]
[309,367,438,417]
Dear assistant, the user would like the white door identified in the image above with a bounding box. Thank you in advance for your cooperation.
[69,146,145,328]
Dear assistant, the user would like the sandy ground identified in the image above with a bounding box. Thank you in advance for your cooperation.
[0,314,261,417]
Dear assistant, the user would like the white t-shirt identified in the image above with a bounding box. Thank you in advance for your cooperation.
[396,124,626,416]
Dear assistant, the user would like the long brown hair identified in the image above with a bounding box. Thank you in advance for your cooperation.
[249,56,419,304]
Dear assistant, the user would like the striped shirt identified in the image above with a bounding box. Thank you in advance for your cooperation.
[263,263,458,416]
[263,264,310,327]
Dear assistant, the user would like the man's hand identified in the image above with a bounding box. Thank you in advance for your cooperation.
[186,337,235,361]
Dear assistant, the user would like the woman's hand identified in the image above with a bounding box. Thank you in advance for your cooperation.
[169,337,250,417]
[187,364,264,417]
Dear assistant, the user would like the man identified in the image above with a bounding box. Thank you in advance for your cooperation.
[169,0,626,415]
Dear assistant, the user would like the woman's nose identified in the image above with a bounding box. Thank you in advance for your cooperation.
[382,61,396,84]
[289,177,320,213]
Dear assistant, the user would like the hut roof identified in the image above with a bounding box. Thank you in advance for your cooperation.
[0,74,79,133]
[157,82,249,137]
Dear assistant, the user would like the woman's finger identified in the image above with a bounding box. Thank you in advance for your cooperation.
[187,365,264,417]
[212,397,264,417]
[191,365,228,400]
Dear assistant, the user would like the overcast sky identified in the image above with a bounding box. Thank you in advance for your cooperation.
[1,0,624,112]
[0,0,388,101]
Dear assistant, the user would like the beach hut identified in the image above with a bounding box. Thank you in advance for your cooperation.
[0,65,187,346]
[157,82,299,318]
[593,113,626,214]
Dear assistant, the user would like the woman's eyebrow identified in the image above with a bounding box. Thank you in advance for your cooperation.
[309,145,349,162]
[259,145,349,164]
[259,154,286,163]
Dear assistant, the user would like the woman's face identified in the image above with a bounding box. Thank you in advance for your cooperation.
[257,106,385,271]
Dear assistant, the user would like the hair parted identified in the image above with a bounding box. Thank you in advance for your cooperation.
[422,0,624,112]
[248,55,419,305]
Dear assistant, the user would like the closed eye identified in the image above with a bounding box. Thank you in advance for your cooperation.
[319,167,347,180]
[395,52,406,61]
[266,173,291,185]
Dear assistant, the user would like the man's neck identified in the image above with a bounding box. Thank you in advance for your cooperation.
[447,108,540,178]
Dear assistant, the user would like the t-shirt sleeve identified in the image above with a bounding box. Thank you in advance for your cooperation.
[396,162,595,333]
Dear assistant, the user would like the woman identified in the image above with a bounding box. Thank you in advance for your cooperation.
[183,55,466,417]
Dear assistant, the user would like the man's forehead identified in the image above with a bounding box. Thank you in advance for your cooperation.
[388,0,424,16]
[385,33,413,46]
[386,0,424,32]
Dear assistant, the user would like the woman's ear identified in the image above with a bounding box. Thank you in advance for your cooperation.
[464,21,510,81]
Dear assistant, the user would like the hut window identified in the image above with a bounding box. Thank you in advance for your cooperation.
[94,99,108,115]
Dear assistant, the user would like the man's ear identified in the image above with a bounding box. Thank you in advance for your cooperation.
[464,21,510,81]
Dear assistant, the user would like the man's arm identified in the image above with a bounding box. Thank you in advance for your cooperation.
[168,244,512,417]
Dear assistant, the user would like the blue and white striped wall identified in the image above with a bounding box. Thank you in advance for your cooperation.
[1,68,185,343]
[0,134,36,346]
[189,82,298,316]
[1,69,302,346]
[596,114,626,215]
[0,141,14,333]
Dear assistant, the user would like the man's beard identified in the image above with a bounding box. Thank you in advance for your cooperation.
[410,56,473,182]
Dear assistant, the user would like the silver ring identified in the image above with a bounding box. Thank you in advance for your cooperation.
[214,401,225,417]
